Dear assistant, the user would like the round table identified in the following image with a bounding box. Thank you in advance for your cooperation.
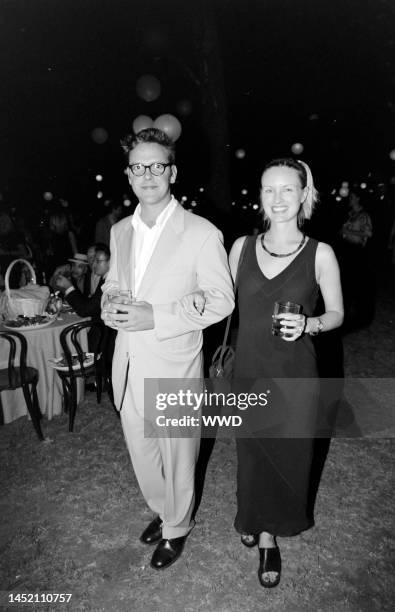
[0,312,89,424]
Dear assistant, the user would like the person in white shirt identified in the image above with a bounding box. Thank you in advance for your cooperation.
[102,128,234,570]
[86,243,104,297]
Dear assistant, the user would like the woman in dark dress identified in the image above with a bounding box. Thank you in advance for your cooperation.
[229,158,343,588]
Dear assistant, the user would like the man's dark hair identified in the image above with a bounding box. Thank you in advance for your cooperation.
[94,243,110,259]
[120,128,175,164]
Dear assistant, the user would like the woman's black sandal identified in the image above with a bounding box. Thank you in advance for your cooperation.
[258,546,281,588]
[240,533,258,548]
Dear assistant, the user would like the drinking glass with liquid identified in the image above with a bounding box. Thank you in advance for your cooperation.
[103,290,134,320]
[272,301,303,339]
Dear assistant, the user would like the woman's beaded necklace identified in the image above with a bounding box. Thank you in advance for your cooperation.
[261,233,306,258]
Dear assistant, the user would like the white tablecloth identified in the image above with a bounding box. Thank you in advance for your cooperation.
[0,313,89,424]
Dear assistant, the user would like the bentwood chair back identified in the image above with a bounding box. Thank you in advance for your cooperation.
[57,321,105,432]
[0,330,44,440]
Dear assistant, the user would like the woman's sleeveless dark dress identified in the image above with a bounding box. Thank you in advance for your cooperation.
[234,235,320,537]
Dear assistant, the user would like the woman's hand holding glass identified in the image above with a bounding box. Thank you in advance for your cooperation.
[272,301,305,342]
[274,312,306,341]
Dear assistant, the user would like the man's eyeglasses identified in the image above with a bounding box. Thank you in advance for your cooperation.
[127,162,172,176]
[94,258,108,263]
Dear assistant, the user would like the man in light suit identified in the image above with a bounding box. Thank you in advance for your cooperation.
[102,128,234,570]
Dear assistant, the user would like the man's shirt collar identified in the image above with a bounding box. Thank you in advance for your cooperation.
[131,195,176,231]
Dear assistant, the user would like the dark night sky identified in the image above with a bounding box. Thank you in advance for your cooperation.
[1,0,394,209]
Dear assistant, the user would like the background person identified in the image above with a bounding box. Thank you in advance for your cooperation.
[55,245,112,356]
[85,243,105,297]
[46,211,78,268]
[94,199,123,246]
[0,210,29,287]
[338,188,373,328]
[229,158,343,588]
[68,253,89,294]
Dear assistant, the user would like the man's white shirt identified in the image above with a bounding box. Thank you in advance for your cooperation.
[131,196,177,296]
[90,273,101,296]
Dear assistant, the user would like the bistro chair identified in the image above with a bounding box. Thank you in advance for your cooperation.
[57,321,105,432]
[0,330,44,441]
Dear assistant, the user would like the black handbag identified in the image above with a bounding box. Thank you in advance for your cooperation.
[209,236,248,380]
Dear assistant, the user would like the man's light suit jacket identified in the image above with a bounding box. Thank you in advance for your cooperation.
[102,202,235,415]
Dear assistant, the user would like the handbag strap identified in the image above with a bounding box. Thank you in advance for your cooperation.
[218,236,249,361]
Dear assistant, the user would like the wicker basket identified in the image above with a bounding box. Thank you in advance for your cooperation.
[5,259,50,318]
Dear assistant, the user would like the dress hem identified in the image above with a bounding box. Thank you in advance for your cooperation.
[234,519,315,538]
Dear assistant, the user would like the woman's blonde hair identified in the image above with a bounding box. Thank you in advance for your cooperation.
[261,158,319,227]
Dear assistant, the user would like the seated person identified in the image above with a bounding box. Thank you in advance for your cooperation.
[55,246,109,321]
[54,246,115,392]
[49,263,72,292]
[68,253,89,294]
[84,243,107,297]
[50,249,95,295]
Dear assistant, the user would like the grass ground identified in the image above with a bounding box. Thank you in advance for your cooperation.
[1,288,394,612]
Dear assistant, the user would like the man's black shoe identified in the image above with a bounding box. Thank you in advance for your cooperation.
[139,516,163,545]
[150,536,187,570]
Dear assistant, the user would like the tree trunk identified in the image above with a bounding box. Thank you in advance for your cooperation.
[193,1,231,215]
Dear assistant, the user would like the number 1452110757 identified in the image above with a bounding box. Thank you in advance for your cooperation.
[8,593,72,604]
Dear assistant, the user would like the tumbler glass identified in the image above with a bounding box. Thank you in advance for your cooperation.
[272,301,303,339]
[103,290,134,315]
